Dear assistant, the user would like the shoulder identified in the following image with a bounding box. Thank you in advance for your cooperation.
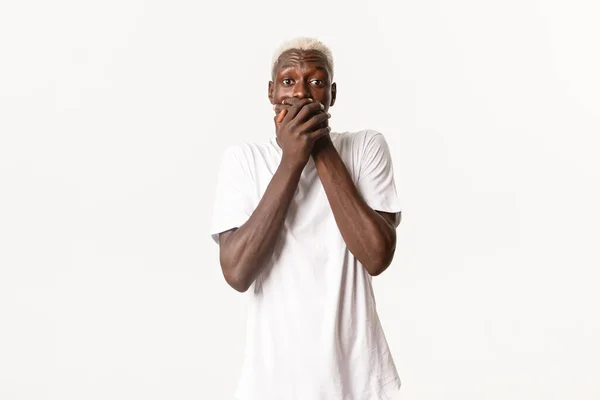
[218,138,277,181]
[221,141,257,159]
[220,138,274,165]
[336,129,385,144]
[335,129,389,153]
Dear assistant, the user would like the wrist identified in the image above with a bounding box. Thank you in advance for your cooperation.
[311,134,334,159]
[279,156,307,176]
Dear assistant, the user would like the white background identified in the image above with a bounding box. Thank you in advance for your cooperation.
[1,0,599,399]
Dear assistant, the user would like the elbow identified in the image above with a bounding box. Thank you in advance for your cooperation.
[230,280,251,293]
[223,267,251,293]
[219,231,252,292]
[363,244,396,277]
[364,259,392,277]
[220,249,250,292]
[363,221,397,276]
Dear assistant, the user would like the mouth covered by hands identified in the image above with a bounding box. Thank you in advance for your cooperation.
[271,97,331,167]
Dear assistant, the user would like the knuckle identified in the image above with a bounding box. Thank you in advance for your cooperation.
[298,98,312,107]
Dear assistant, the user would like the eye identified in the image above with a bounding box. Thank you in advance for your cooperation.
[311,79,325,87]
[282,78,294,86]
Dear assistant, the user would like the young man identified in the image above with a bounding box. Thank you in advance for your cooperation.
[210,37,402,400]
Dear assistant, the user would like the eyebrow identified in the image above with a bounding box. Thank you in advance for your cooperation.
[277,65,329,74]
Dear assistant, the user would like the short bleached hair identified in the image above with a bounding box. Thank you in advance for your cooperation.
[271,37,334,78]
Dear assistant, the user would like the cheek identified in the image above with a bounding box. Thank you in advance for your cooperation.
[273,87,292,102]
[312,90,331,105]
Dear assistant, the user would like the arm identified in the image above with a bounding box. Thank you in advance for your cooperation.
[311,136,398,276]
[217,99,329,292]
[219,161,304,292]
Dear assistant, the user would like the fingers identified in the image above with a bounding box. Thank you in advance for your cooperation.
[294,101,326,124]
[274,103,322,120]
[305,126,331,142]
[276,97,321,111]
[272,98,330,139]
[280,98,315,122]
[275,109,287,124]
[281,97,304,106]
[272,98,298,116]
[273,98,326,124]
[300,110,330,132]
[273,108,287,131]
[273,103,290,116]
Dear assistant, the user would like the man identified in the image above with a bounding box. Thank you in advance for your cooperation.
[210,37,402,400]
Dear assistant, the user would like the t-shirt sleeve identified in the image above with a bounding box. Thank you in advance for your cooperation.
[356,131,402,227]
[210,146,255,244]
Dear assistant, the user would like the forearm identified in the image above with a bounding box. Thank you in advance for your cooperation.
[220,161,303,292]
[312,139,396,275]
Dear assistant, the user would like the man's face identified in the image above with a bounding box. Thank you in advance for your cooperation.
[269,49,336,112]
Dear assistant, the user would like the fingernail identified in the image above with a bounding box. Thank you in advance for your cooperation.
[273,104,276,110]
[327,112,331,117]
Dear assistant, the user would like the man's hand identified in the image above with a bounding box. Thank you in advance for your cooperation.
[272,98,331,169]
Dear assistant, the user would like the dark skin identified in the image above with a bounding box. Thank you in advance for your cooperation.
[218,49,400,292]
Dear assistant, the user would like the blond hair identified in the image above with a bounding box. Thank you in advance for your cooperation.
[271,37,334,78]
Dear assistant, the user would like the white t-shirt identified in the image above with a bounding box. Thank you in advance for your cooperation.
[210,130,402,400]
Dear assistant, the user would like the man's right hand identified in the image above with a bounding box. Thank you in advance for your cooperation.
[273,98,331,169]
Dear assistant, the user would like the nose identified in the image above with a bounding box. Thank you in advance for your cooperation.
[293,80,311,99]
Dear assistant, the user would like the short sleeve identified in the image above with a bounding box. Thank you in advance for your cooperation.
[356,131,402,227]
[210,146,255,244]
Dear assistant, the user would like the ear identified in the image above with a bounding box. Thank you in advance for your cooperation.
[330,82,337,107]
[268,81,274,104]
